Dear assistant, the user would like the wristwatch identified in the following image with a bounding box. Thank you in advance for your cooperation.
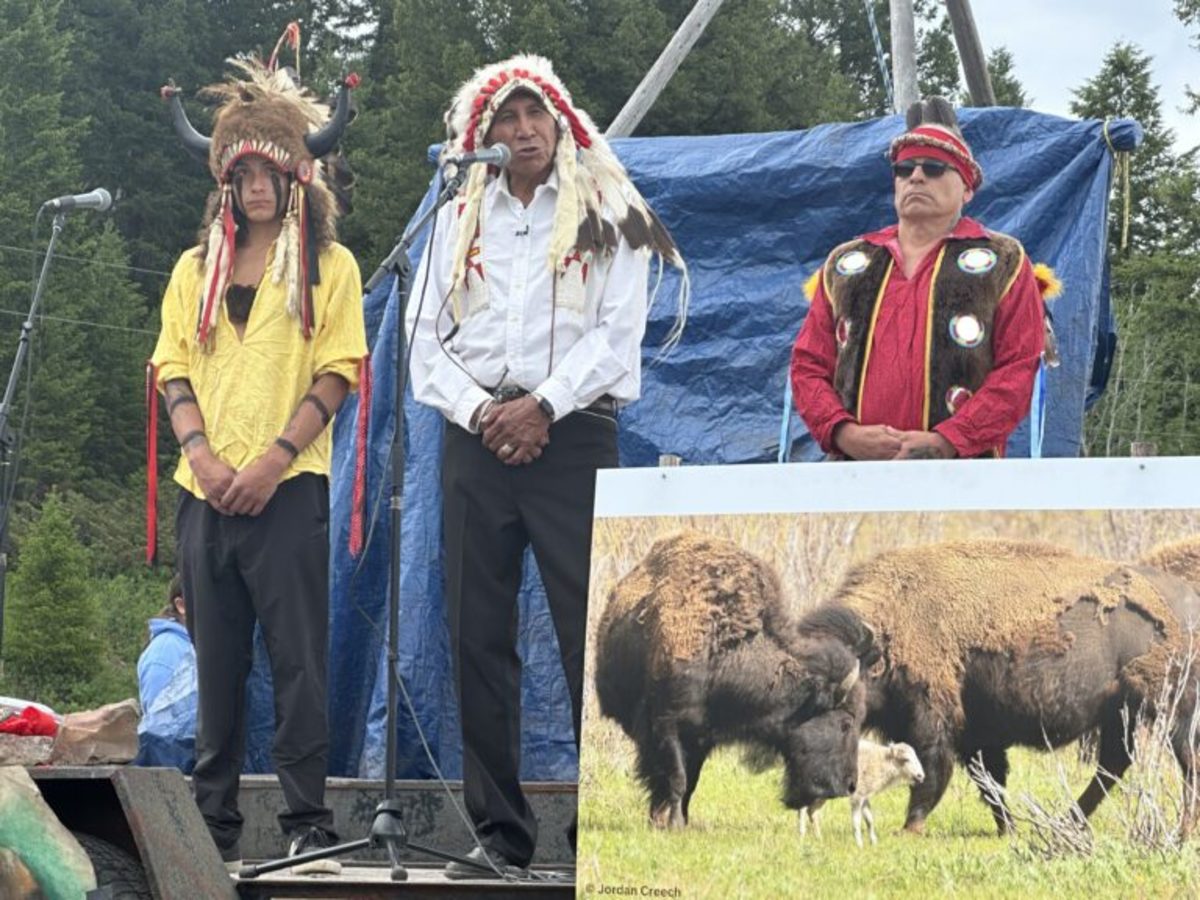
[531,392,555,422]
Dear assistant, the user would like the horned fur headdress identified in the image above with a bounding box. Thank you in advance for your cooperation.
[442,54,688,348]
[161,22,358,349]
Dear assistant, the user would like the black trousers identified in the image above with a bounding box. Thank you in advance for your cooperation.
[441,411,618,866]
[176,474,335,851]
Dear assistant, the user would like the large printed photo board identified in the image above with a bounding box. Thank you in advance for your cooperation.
[577,459,1200,899]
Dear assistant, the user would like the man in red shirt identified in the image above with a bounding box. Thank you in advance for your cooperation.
[791,97,1046,460]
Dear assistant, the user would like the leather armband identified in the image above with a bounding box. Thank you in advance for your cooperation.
[302,393,332,426]
[274,437,300,458]
[168,395,198,414]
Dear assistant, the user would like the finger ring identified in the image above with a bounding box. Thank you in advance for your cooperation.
[500,443,514,455]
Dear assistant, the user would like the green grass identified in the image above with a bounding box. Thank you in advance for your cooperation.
[577,723,1200,899]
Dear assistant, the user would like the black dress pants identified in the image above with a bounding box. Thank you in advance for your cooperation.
[441,411,618,866]
[176,473,335,851]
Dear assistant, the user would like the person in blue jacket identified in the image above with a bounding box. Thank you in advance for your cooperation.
[138,574,191,712]
[136,573,199,772]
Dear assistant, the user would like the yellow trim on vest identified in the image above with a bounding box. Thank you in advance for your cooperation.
[922,246,949,429]
[855,257,895,418]
[999,245,1026,304]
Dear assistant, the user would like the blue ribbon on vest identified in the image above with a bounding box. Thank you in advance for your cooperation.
[1030,357,1047,459]
[778,377,794,463]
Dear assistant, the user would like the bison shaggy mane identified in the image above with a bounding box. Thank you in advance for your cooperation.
[834,539,1181,728]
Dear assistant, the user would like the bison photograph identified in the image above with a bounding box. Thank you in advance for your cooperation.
[577,473,1200,899]
[593,531,875,827]
[588,528,1200,838]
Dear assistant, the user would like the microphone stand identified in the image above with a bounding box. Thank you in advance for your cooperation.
[0,211,66,657]
[239,165,503,881]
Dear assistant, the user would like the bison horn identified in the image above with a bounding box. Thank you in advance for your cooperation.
[857,620,877,656]
[304,73,359,159]
[160,82,211,162]
[837,660,860,700]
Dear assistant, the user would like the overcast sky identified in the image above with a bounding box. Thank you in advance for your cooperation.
[969,0,1200,152]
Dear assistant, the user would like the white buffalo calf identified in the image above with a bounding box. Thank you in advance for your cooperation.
[799,739,925,847]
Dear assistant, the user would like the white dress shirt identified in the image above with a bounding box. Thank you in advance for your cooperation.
[406,172,650,431]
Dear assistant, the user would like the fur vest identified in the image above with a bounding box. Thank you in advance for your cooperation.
[821,232,1024,430]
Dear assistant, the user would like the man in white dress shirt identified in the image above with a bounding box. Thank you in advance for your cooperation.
[407,55,687,876]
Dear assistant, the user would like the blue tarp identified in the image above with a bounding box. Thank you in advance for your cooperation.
[247,108,1141,779]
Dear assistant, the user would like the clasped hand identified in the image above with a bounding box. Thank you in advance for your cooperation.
[193,448,287,516]
[833,422,957,461]
[481,396,550,465]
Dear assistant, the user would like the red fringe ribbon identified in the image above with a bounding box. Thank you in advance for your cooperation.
[145,361,158,566]
[348,354,372,557]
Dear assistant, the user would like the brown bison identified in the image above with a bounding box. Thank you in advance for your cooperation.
[594,532,875,828]
[837,539,1200,835]
[1140,538,1200,630]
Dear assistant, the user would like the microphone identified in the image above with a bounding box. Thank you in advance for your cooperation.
[364,146,510,293]
[443,145,511,170]
[41,188,113,213]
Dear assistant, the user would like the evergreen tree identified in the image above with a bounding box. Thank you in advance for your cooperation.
[0,1,151,520]
[305,0,381,89]
[61,0,220,291]
[338,0,485,267]
[1069,42,1177,256]
[914,0,960,101]
[955,45,1029,109]
[1177,0,1200,114]
[62,0,366,289]
[0,0,84,312]
[22,225,152,492]
[0,4,151,499]
[793,0,961,116]
[0,493,102,710]
[84,567,173,707]
[795,0,896,115]
[627,0,862,136]
[1085,255,1200,457]
[984,47,1028,108]
[1153,160,1200,257]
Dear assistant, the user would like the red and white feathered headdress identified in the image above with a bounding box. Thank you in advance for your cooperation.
[442,54,688,348]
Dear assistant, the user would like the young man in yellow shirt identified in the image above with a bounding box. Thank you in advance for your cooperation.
[152,31,366,870]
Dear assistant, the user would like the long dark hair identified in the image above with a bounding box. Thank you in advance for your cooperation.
[155,573,186,623]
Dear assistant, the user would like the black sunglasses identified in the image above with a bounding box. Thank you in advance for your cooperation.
[892,160,952,179]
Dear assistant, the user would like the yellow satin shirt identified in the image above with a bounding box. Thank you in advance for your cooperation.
[151,241,367,500]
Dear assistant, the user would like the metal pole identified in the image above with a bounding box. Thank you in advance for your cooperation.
[946,0,996,106]
[375,168,468,793]
[0,212,67,658]
[605,0,727,138]
[889,0,920,113]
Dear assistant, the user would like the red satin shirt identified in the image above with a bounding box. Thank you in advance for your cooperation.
[790,217,1045,459]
